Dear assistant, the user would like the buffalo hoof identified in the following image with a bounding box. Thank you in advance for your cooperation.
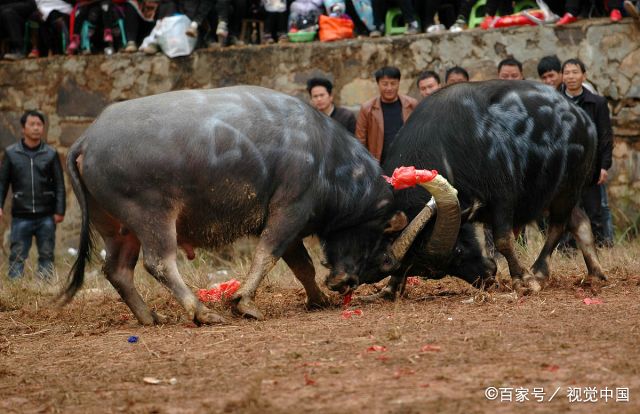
[151,310,170,325]
[512,277,542,295]
[232,296,265,320]
[356,287,397,303]
[306,292,331,310]
[194,309,226,325]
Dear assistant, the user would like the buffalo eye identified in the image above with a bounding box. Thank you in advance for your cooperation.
[454,247,463,256]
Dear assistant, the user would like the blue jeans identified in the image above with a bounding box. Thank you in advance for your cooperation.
[8,216,56,279]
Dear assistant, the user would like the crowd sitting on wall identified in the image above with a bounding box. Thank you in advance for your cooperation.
[1,0,639,60]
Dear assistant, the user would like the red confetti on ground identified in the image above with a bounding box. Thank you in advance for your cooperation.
[419,383,431,388]
[119,314,130,321]
[583,298,604,305]
[375,355,390,362]
[406,277,421,286]
[420,344,441,352]
[543,364,560,372]
[197,279,241,303]
[383,166,438,190]
[304,373,316,386]
[341,309,363,319]
[342,292,353,307]
[367,345,387,352]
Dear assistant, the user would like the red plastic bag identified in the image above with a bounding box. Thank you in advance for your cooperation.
[318,15,354,42]
[383,166,438,190]
[197,279,241,302]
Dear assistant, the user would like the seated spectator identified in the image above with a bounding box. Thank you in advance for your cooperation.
[420,0,455,33]
[537,55,563,90]
[479,0,513,29]
[210,0,247,47]
[67,0,120,55]
[356,66,418,162]
[449,0,475,32]
[370,0,419,36]
[27,0,72,58]
[497,57,524,80]
[557,0,623,24]
[0,0,37,60]
[417,70,441,98]
[263,0,289,43]
[444,65,469,85]
[307,77,357,134]
[110,0,155,53]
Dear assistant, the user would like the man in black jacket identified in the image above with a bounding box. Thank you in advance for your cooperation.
[307,77,357,134]
[0,110,66,279]
[562,59,614,246]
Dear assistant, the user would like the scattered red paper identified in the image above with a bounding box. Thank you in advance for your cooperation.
[420,344,441,352]
[304,373,316,386]
[406,276,421,286]
[197,279,241,302]
[342,292,353,307]
[419,383,431,388]
[543,364,560,372]
[583,298,604,305]
[376,355,390,362]
[341,309,363,319]
[367,345,387,352]
[383,166,438,190]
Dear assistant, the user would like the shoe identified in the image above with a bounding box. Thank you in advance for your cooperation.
[2,52,25,60]
[426,23,445,33]
[610,8,622,22]
[215,21,228,38]
[27,48,40,58]
[103,28,113,43]
[262,33,274,44]
[186,21,198,38]
[66,34,80,55]
[624,0,640,19]
[406,20,420,34]
[227,35,244,46]
[480,15,496,29]
[277,33,289,43]
[143,43,159,55]
[104,46,114,56]
[369,30,382,37]
[124,40,137,53]
[556,12,577,25]
[449,19,466,32]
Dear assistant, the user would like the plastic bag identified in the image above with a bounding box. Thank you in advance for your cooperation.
[140,15,197,58]
[318,14,354,42]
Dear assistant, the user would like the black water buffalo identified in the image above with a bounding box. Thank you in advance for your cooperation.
[326,80,607,296]
[64,86,414,325]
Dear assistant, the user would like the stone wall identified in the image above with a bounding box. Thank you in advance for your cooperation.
[1,19,639,232]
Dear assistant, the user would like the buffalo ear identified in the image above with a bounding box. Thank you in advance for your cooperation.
[384,212,408,233]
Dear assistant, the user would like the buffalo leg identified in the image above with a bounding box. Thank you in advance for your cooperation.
[232,241,278,320]
[493,224,541,293]
[567,207,607,281]
[530,221,566,283]
[139,219,225,325]
[357,275,405,303]
[282,239,330,310]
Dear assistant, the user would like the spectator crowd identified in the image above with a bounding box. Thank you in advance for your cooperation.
[1,0,639,60]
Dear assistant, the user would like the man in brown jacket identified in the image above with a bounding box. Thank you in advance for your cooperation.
[356,66,418,162]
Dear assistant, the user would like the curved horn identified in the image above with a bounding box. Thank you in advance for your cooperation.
[389,175,460,262]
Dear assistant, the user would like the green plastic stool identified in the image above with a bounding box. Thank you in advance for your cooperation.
[468,0,538,28]
[385,8,406,36]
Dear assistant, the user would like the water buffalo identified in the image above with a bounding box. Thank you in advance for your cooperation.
[326,80,607,296]
[64,86,416,325]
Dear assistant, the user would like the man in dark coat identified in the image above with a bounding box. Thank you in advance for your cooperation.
[307,77,356,134]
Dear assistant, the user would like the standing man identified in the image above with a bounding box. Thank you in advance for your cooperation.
[356,66,417,162]
[498,57,524,80]
[0,110,66,279]
[417,70,441,99]
[562,59,614,246]
[306,77,356,134]
[444,66,469,85]
[537,55,563,90]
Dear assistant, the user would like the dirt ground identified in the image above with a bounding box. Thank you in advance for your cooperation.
[1,240,640,414]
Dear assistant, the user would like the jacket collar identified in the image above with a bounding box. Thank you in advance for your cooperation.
[16,139,46,154]
[372,95,411,110]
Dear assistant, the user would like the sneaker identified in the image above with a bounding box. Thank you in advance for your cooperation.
[2,52,25,60]
[227,35,244,46]
[186,21,198,37]
[369,30,382,37]
[556,12,577,25]
[406,20,420,34]
[124,40,137,53]
[103,28,113,43]
[262,33,274,44]
[215,21,228,38]
[450,19,466,32]
[624,0,640,19]
[480,15,496,29]
[426,23,445,33]
[104,46,114,56]
[27,48,40,58]
[610,8,622,22]
[66,34,80,55]
[143,43,160,55]
[277,33,289,43]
